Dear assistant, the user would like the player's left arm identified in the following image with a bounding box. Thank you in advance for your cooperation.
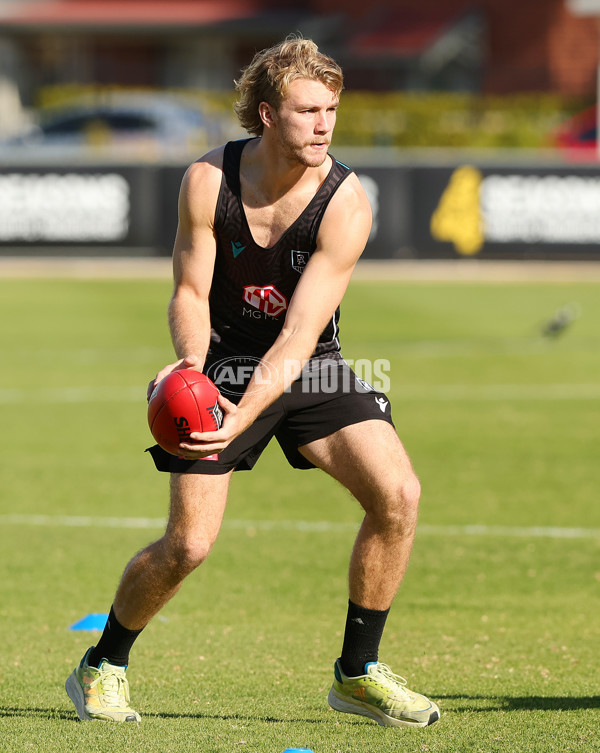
[183,172,372,453]
[263,172,372,383]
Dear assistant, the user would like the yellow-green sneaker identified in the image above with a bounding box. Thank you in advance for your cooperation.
[328,658,440,727]
[65,647,141,722]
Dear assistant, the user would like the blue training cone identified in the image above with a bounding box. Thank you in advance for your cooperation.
[69,613,108,631]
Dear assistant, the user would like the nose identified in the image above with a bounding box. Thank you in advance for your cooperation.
[315,109,333,134]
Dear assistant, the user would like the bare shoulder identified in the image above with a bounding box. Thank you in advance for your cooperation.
[183,145,225,196]
[178,145,226,226]
[337,170,371,209]
[317,169,372,257]
[324,170,372,225]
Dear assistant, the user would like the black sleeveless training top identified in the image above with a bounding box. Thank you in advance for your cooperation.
[208,138,352,360]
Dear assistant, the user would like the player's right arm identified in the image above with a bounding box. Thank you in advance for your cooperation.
[147,149,223,397]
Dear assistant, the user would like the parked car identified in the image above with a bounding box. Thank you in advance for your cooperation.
[4,96,225,155]
[553,104,597,160]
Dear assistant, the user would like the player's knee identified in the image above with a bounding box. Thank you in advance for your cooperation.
[164,534,214,576]
[401,472,421,514]
[376,472,421,534]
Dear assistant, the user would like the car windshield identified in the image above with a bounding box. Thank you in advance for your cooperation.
[42,112,156,135]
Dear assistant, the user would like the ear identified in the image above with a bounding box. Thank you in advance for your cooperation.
[258,101,276,130]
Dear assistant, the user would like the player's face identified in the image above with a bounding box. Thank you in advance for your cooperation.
[271,78,339,167]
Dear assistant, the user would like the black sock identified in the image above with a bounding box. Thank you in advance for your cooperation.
[88,606,144,668]
[339,599,390,677]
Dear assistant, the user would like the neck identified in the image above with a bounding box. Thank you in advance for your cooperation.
[243,136,329,202]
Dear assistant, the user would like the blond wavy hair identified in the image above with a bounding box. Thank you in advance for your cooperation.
[234,36,344,137]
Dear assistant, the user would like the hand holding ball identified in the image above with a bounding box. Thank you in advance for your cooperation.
[148,369,222,455]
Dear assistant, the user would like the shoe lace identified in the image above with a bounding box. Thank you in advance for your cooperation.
[90,669,129,708]
[367,663,412,701]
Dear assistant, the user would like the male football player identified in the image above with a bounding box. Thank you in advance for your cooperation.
[66,36,440,729]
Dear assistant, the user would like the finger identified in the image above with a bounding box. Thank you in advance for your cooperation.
[156,357,191,382]
[179,447,220,459]
[181,354,199,368]
[155,362,179,383]
[148,361,182,401]
[169,355,200,375]
[187,429,227,442]
[179,441,225,455]
[217,393,237,411]
[146,381,156,401]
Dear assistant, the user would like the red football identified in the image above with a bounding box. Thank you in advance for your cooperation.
[148,369,222,455]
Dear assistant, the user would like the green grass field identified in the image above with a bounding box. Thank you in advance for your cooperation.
[1,273,599,752]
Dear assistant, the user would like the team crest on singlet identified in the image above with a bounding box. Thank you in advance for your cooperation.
[291,249,310,274]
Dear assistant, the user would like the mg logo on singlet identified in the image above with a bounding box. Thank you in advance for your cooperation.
[243,284,288,318]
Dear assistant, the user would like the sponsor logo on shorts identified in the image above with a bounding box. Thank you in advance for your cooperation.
[375,397,389,413]
[243,284,288,318]
[291,249,310,274]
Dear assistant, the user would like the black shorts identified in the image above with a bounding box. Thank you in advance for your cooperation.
[146,352,394,475]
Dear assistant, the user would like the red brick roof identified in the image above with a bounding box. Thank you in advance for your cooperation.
[0,0,257,27]
[349,7,466,57]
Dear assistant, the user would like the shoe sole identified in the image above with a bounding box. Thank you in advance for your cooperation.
[328,686,440,728]
[65,671,92,722]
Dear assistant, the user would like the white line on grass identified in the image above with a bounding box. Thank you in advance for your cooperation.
[399,383,600,401]
[0,514,598,539]
[0,386,143,404]
[10,337,598,364]
[1,383,600,405]
[9,346,169,364]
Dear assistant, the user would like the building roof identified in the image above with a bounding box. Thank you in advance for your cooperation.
[349,6,469,58]
[0,0,258,29]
